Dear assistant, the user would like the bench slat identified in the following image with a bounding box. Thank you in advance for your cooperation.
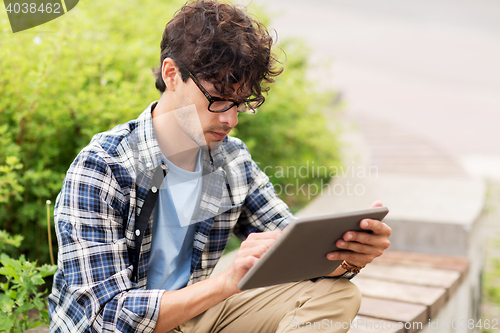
[360,262,461,297]
[373,250,469,274]
[358,297,427,333]
[352,277,446,318]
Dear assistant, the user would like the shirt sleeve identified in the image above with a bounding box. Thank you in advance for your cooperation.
[233,158,294,239]
[49,150,164,333]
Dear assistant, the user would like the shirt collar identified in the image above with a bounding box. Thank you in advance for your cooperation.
[136,101,228,172]
[136,101,164,172]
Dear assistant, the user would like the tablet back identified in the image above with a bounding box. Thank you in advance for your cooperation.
[237,207,389,290]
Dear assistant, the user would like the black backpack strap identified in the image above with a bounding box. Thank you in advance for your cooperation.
[131,164,167,282]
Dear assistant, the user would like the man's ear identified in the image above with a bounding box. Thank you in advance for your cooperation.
[161,58,181,91]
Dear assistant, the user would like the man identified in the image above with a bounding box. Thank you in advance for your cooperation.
[48,1,391,332]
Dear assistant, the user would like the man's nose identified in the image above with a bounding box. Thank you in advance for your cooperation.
[218,106,239,128]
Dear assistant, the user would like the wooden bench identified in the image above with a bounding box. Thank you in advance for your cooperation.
[349,250,469,333]
[212,249,470,333]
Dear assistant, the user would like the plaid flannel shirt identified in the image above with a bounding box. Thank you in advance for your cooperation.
[48,102,293,332]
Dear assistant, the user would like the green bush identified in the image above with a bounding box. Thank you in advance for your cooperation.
[0,231,57,332]
[0,0,342,263]
[0,0,186,263]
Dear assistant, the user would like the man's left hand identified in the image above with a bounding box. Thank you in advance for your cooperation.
[326,201,391,269]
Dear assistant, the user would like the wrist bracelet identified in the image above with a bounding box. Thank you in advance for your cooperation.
[341,260,365,274]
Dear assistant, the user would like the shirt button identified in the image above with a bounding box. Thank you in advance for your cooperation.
[135,229,140,237]
[151,186,157,193]
[146,162,152,168]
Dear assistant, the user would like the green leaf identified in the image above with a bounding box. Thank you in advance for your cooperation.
[0,294,15,313]
[0,315,14,331]
[31,273,45,285]
[31,321,43,328]
[5,255,24,272]
[40,309,49,324]
[38,264,58,277]
[0,253,13,267]
[6,289,17,300]
[15,302,33,314]
[0,266,18,278]
[0,230,23,249]
[33,297,44,310]
[16,289,28,304]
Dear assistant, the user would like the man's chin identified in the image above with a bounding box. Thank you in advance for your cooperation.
[207,139,224,151]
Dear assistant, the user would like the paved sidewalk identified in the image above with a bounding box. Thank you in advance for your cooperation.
[245,0,500,160]
[298,111,486,255]
[347,114,467,177]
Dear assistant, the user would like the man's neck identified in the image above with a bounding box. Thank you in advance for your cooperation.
[152,96,201,172]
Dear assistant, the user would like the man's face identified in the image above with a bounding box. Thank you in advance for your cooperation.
[176,75,241,149]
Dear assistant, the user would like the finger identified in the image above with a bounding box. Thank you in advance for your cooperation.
[237,243,270,259]
[232,253,259,271]
[242,231,281,252]
[336,239,385,258]
[340,231,391,250]
[246,230,282,241]
[239,238,276,253]
[358,219,392,237]
[326,251,373,267]
[370,201,383,208]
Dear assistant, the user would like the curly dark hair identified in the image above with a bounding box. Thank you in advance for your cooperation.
[153,0,282,107]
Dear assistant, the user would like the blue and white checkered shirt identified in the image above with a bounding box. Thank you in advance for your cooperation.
[48,102,293,332]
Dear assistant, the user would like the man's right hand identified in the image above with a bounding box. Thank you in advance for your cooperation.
[153,231,282,333]
[221,231,282,294]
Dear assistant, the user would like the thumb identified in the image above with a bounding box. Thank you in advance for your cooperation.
[370,200,383,208]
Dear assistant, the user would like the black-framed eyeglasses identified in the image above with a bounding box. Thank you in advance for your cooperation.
[186,69,260,114]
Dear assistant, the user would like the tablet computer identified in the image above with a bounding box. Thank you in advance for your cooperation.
[237,206,389,291]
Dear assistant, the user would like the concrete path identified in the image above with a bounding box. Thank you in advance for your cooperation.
[242,0,500,180]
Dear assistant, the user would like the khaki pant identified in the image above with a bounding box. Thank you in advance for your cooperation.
[172,278,361,333]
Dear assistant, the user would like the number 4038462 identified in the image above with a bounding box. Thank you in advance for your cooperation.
[5,2,62,14]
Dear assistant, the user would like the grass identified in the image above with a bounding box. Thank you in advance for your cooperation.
[481,181,500,333]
